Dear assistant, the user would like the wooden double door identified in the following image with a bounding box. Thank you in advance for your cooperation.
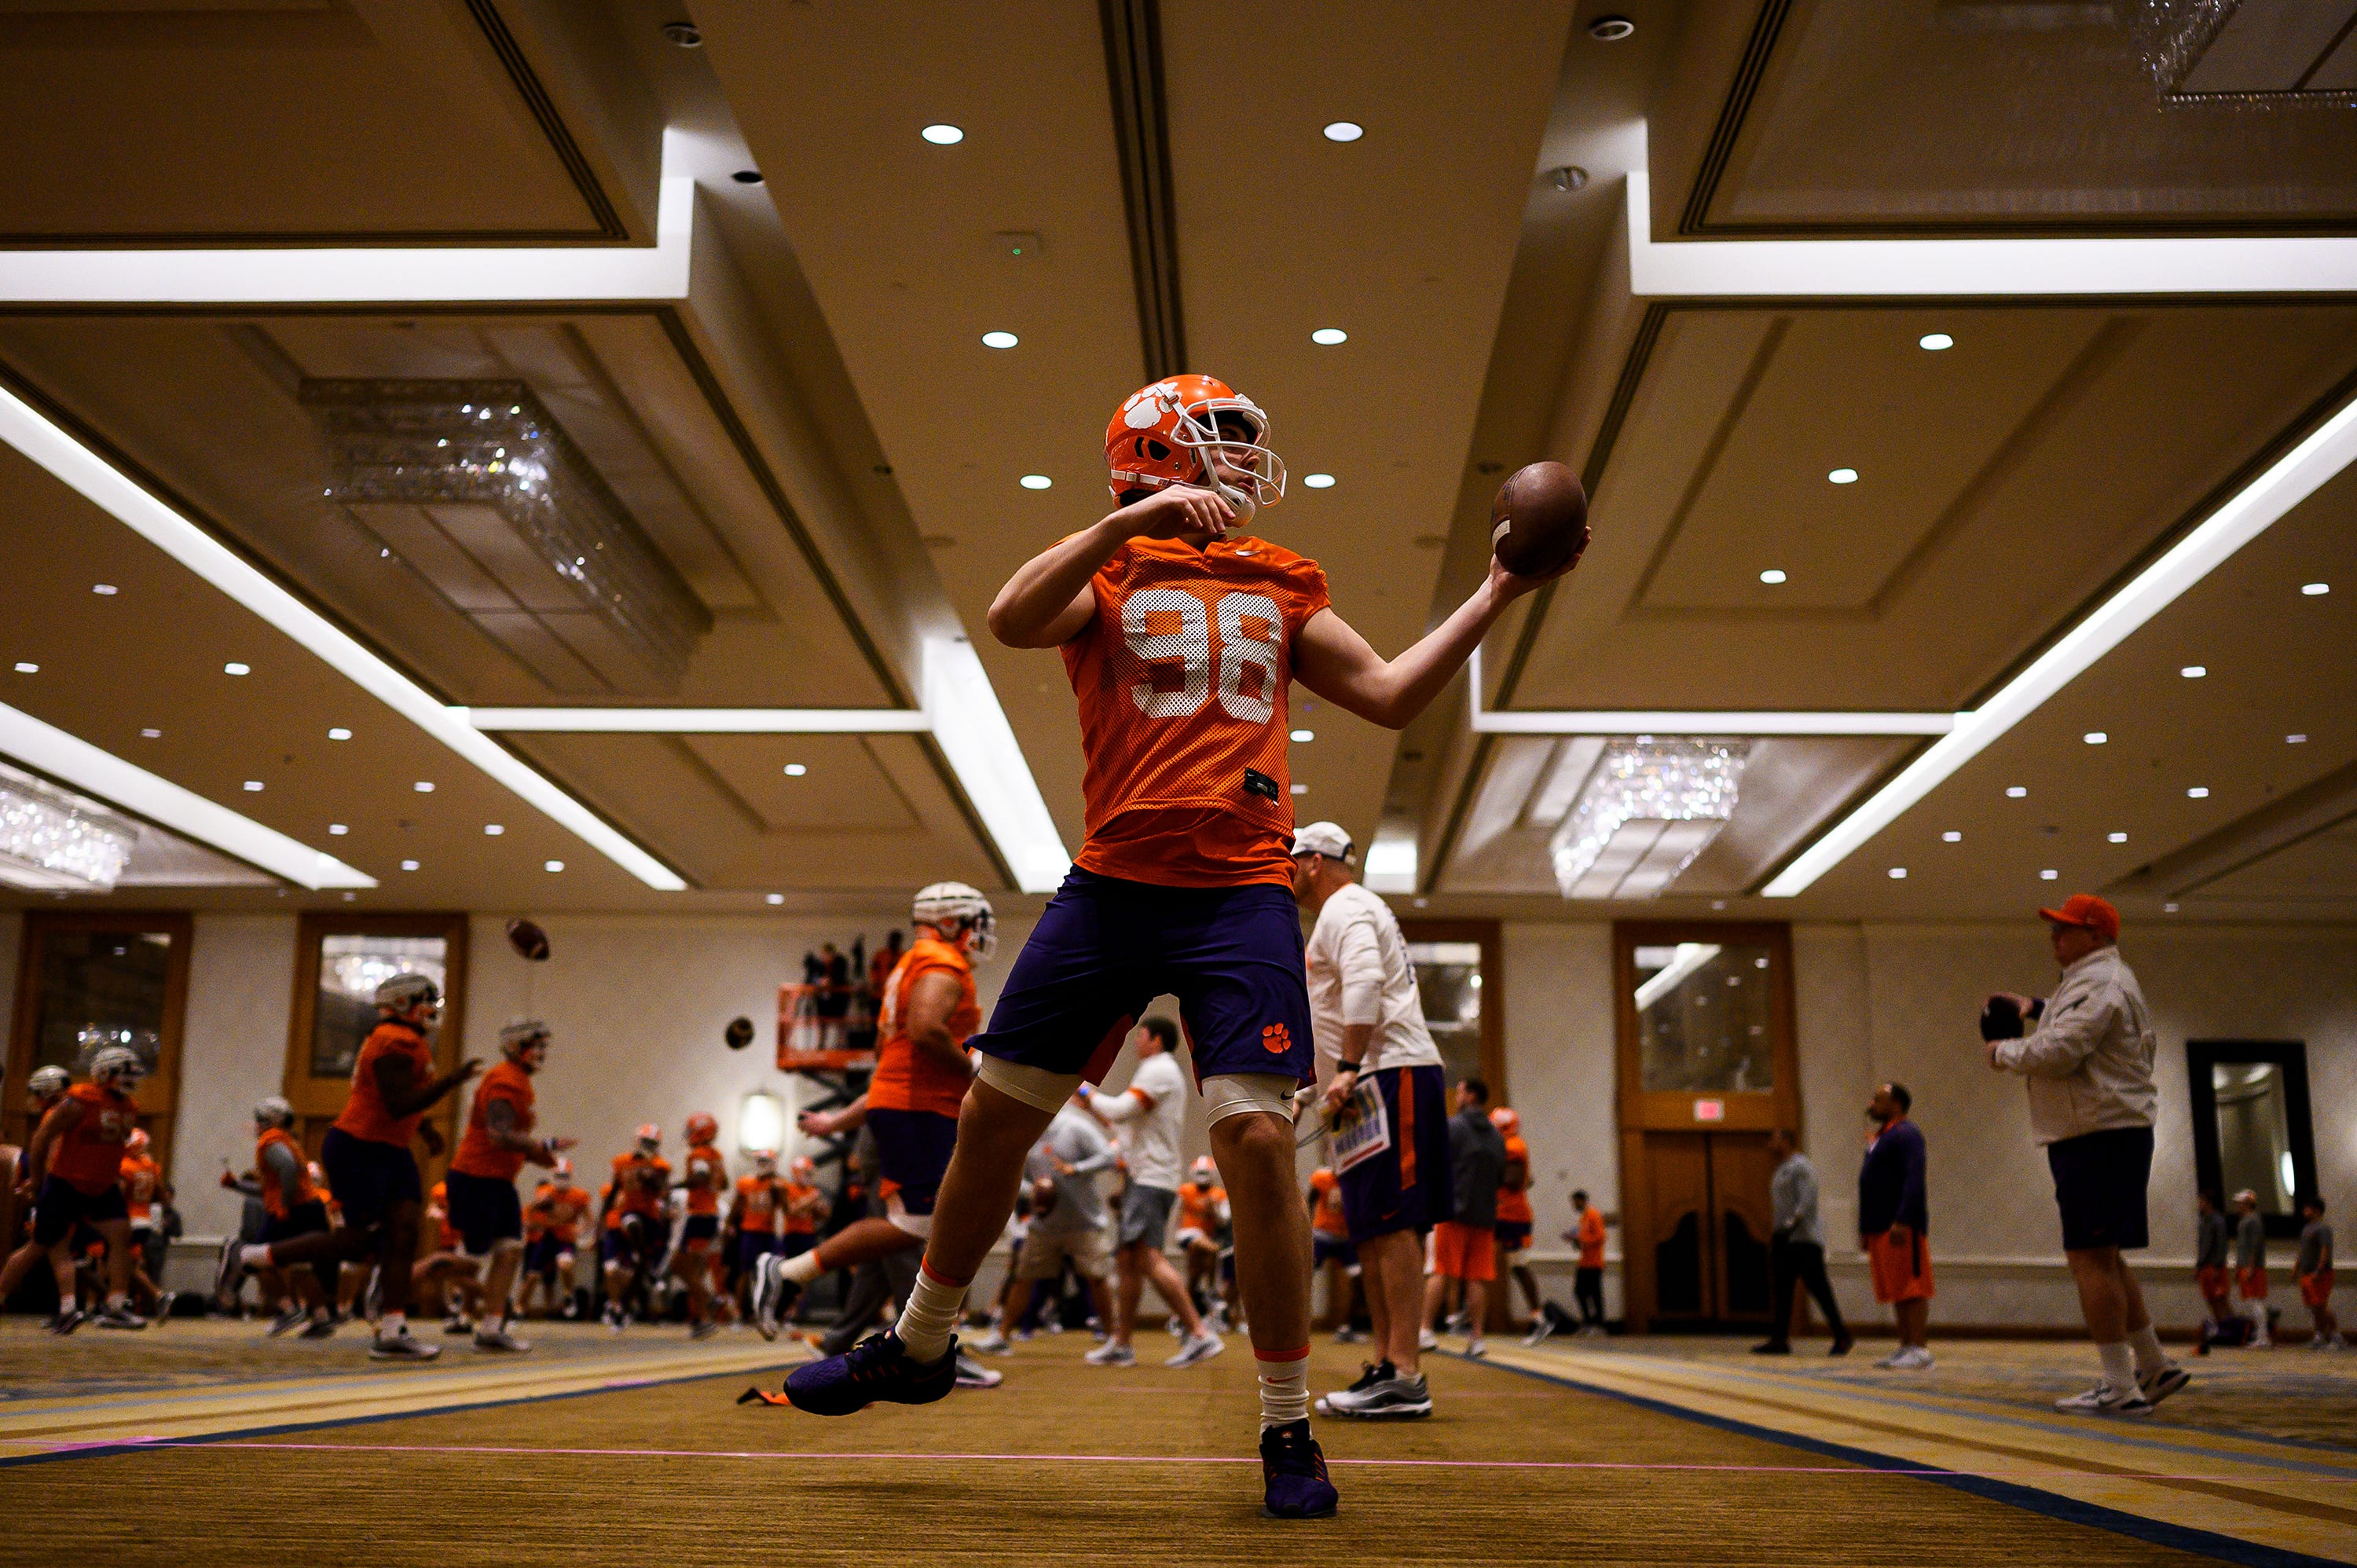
[1633,1131,1777,1327]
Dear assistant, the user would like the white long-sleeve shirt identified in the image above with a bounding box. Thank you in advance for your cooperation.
[1303,881,1440,1079]
[1992,946,2157,1146]
[1086,1049,1187,1191]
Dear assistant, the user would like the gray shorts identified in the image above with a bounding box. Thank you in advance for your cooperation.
[1119,1183,1178,1251]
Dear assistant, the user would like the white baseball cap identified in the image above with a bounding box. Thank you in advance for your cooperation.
[1291,821,1354,864]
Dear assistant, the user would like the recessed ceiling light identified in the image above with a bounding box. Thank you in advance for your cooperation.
[341,892,356,902]
[2108,832,2128,842]
[242,781,263,792]
[1827,467,1859,485]
[1321,121,1363,142]
[2165,902,2179,913]
[2180,665,2206,678]
[921,124,964,145]
[328,727,352,741]
[92,584,116,595]
[414,781,434,793]
[1303,473,1336,489]
[660,21,701,47]
[2006,786,2028,797]
[731,170,763,185]
[783,763,808,777]
[765,892,784,905]
[2301,582,2330,595]
[328,823,348,835]
[223,662,250,676]
[11,662,34,674]
[544,860,564,873]
[1311,328,1347,345]
[1020,474,1052,489]
[1942,830,1962,842]
[1290,729,1314,742]
[981,331,1019,350]
[1758,569,1787,584]
[2287,733,2308,743]
[2187,786,2209,798]
[401,859,420,870]
[1919,332,1954,351]
[139,728,160,738]
[1887,866,1907,879]
[484,824,504,836]
[1589,16,1635,41]
[2040,868,2058,880]
[2084,731,2107,745]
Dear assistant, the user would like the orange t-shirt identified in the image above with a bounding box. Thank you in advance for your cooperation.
[682,1144,727,1215]
[255,1127,317,1220]
[1575,1205,1607,1269]
[331,1020,437,1147]
[527,1182,593,1244]
[49,1084,138,1196]
[869,936,981,1118]
[734,1174,783,1234]
[781,1181,823,1236]
[1496,1135,1534,1225]
[427,1181,457,1251]
[119,1154,166,1225]
[1178,1181,1228,1234]
[450,1061,536,1181]
[1061,533,1330,888]
[1309,1168,1347,1238]
[609,1152,669,1217]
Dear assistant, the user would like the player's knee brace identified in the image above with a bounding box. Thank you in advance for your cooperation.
[1202,1072,1299,1126]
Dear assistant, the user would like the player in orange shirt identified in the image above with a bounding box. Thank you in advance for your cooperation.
[116,1127,175,1321]
[753,885,992,1341]
[239,1095,338,1338]
[1173,1157,1233,1328]
[1565,1189,1609,1335]
[3,1066,80,1331]
[675,1112,729,1339]
[599,1124,671,1328]
[1,1048,149,1330]
[1490,1108,1545,1339]
[444,1020,574,1351]
[773,374,1571,1516]
[519,1158,595,1320]
[1307,1167,1362,1344]
[217,973,479,1361]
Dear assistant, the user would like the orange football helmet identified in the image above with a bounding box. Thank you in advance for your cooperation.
[635,1123,662,1151]
[1490,1106,1520,1138]
[685,1112,718,1147]
[1105,374,1285,521]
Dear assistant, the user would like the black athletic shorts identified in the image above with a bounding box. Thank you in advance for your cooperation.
[2047,1123,2154,1252]
[444,1169,522,1255]
[32,1178,126,1247]
[320,1126,422,1231]
[681,1213,720,1245]
[260,1199,332,1246]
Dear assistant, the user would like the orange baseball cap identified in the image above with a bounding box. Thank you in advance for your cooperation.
[2038,892,2119,943]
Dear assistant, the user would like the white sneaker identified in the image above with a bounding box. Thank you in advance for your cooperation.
[1166,1330,1225,1368]
[1878,1346,1934,1369]
[2055,1382,2153,1416]
[969,1327,1012,1355]
[369,1326,442,1361]
[1465,1338,1488,1359]
[1417,1327,1439,1352]
[954,1353,1003,1389]
[1084,1340,1135,1366]
[473,1325,531,1354]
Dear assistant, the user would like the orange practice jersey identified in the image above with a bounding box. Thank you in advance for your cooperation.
[451,1061,537,1182]
[255,1127,317,1220]
[1061,534,1331,888]
[782,1181,822,1236]
[1497,1135,1534,1225]
[734,1174,784,1233]
[682,1145,727,1215]
[119,1154,165,1225]
[428,1181,457,1251]
[49,1084,138,1196]
[1309,1168,1347,1238]
[609,1152,669,1216]
[1575,1205,1607,1269]
[528,1182,593,1244]
[869,936,981,1119]
[1178,1181,1228,1234]
[331,1020,437,1147]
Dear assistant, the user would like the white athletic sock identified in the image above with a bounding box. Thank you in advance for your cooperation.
[781,1248,827,1288]
[892,1262,967,1364]
[380,1310,406,1335]
[2096,1341,2135,1390]
[105,1292,130,1312]
[2127,1324,2167,1373]
[1256,1347,1310,1430]
[240,1244,273,1269]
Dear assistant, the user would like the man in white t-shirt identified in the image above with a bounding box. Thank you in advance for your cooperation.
[1292,822,1451,1421]
[1080,1017,1225,1368]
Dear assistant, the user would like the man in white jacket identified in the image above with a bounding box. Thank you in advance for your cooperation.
[1986,893,2189,1416]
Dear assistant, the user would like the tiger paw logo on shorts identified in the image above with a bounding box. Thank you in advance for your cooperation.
[1261,1023,1292,1053]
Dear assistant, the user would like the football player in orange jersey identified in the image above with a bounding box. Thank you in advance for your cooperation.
[445,1020,574,1351]
[1307,1167,1362,1344]
[599,1125,671,1327]
[676,1112,729,1339]
[218,973,479,1361]
[779,376,1571,1518]
[116,1127,175,1320]
[1490,1108,1546,1340]
[753,885,992,1343]
[3,1066,80,1331]
[519,1157,595,1320]
[2,1050,149,1330]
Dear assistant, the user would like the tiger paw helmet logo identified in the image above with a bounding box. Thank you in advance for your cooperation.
[1261,1023,1292,1053]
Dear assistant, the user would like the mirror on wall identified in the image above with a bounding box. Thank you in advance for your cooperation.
[3,911,192,1168]
[1631,941,1777,1095]
[2187,1041,2317,1240]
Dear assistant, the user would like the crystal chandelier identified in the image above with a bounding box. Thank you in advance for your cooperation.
[0,765,139,892]
[1549,740,1747,899]
[301,379,710,691]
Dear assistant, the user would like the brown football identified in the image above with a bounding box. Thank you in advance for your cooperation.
[724,1016,755,1051]
[504,917,550,962]
[1490,460,1590,579]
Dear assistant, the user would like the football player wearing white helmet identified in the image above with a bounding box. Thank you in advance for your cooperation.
[1,1048,149,1329]
[219,973,480,1361]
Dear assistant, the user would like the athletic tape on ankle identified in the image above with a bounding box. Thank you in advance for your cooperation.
[919,1258,972,1290]
[974,1053,1083,1114]
[1202,1072,1299,1125]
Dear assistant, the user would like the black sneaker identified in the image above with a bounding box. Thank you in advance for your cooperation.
[782,1329,958,1416]
[268,1305,308,1338]
[1259,1419,1340,1519]
[299,1316,337,1340]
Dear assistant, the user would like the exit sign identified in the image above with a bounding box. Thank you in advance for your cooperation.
[1693,1099,1725,1123]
